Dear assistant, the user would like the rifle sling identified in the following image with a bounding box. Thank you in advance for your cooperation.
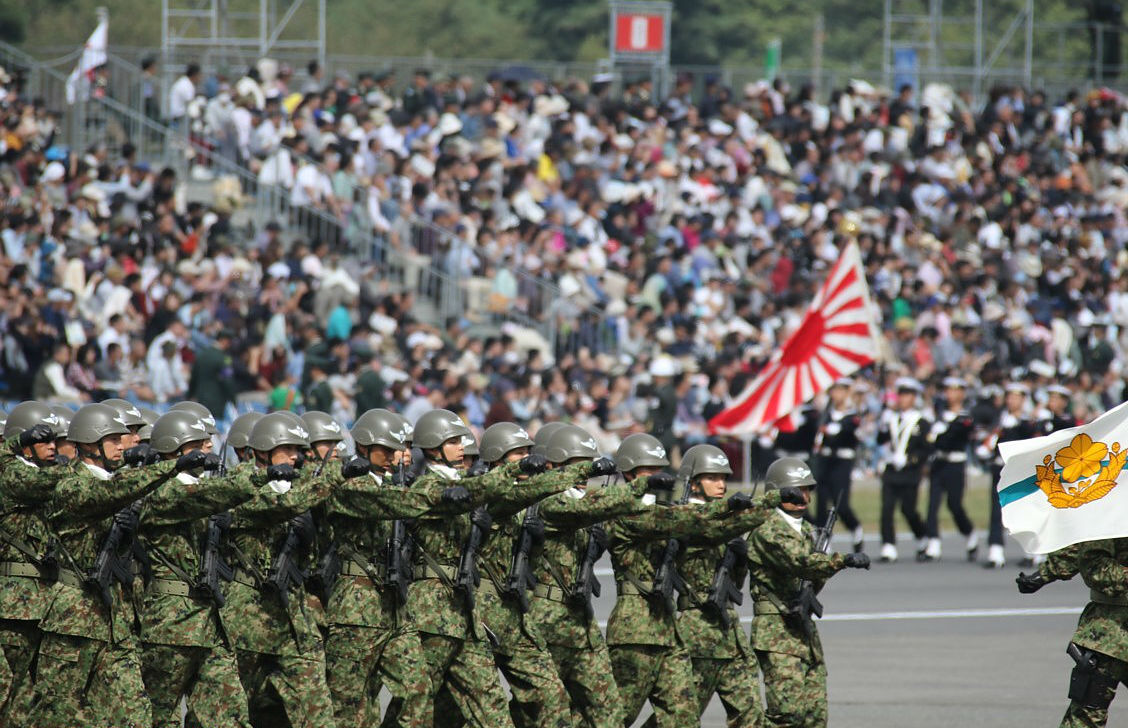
[143,541,197,592]
[0,521,45,568]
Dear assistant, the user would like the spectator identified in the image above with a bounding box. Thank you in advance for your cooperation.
[168,63,201,127]
[188,329,238,421]
[31,343,87,404]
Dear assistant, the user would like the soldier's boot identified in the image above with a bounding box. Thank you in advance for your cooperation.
[879,543,898,563]
[852,526,865,554]
[965,531,979,561]
[984,544,1005,569]
[924,538,941,561]
[915,538,929,562]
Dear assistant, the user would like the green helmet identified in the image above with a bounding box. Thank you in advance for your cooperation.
[69,403,132,444]
[301,411,345,444]
[249,412,310,452]
[413,410,471,450]
[227,412,264,450]
[461,433,479,457]
[48,405,73,439]
[544,425,600,464]
[136,407,160,442]
[170,401,218,435]
[150,410,212,455]
[3,401,63,440]
[101,398,146,429]
[480,423,535,464]
[764,457,816,491]
[678,444,733,483]
[352,408,410,450]
[531,422,566,458]
[614,434,670,473]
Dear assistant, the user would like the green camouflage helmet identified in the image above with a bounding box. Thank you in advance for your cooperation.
[101,398,146,429]
[531,422,567,458]
[480,422,535,464]
[678,444,733,482]
[170,401,218,435]
[461,433,479,457]
[3,401,62,440]
[301,411,345,443]
[136,407,160,442]
[69,403,132,444]
[226,412,264,450]
[764,456,817,491]
[413,409,471,450]
[352,408,410,450]
[614,433,670,473]
[150,410,212,454]
[48,405,73,439]
[249,412,310,452]
[544,425,600,464]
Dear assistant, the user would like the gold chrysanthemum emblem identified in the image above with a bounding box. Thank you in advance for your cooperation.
[1035,433,1127,509]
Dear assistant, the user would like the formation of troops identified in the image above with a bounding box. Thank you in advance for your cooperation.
[0,397,871,728]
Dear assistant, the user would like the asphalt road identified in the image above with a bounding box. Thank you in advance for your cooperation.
[584,533,1124,728]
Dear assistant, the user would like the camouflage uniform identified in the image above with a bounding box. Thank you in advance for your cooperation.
[1037,544,1082,584]
[409,461,569,728]
[529,473,648,728]
[664,491,782,727]
[136,464,260,728]
[322,469,469,728]
[605,489,735,727]
[0,438,60,722]
[1058,537,1128,728]
[747,510,847,728]
[25,459,178,728]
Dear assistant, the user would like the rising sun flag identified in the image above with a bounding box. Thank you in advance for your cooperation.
[708,242,881,437]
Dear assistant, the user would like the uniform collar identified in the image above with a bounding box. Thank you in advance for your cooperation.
[427,462,462,481]
[177,471,199,485]
[777,508,804,534]
[83,461,112,480]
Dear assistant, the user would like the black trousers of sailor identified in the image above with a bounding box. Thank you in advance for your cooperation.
[816,457,861,532]
[927,460,974,538]
[988,463,1005,547]
[880,467,927,545]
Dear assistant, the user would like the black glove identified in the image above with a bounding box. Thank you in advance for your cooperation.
[470,507,493,531]
[124,444,159,467]
[524,512,546,542]
[341,457,371,479]
[266,463,299,481]
[441,485,471,506]
[589,457,617,477]
[518,454,547,475]
[391,469,415,487]
[726,537,749,559]
[843,552,871,570]
[466,460,490,477]
[113,506,140,534]
[589,523,609,552]
[176,450,209,472]
[727,492,754,511]
[200,452,222,471]
[778,487,806,506]
[1016,572,1046,594]
[647,472,675,492]
[19,424,55,448]
[293,450,307,470]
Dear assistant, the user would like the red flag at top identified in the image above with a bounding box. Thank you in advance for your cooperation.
[709,242,881,437]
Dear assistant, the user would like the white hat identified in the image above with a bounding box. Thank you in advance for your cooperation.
[436,112,463,137]
[707,119,733,136]
[649,356,678,378]
[942,376,967,389]
[894,377,923,393]
[266,261,291,279]
[1046,384,1072,397]
[1004,382,1030,396]
[42,162,65,183]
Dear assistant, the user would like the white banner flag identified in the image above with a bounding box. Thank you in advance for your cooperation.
[65,18,108,105]
[999,399,1128,554]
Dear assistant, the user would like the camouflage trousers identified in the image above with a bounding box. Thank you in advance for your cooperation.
[546,642,623,728]
[0,619,40,721]
[141,642,251,728]
[418,633,514,728]
[235,648,335,728]
[324,622,433,728]
[1058,652,1128,728]
[608,643,698,727]
[23,632,152,728]
[755,650,828,728]
[688,655,764,727]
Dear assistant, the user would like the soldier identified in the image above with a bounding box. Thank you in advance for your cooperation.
[530,421,566,459]
[460,433,481,473]
[748,457,871,728]
[303,410,347,464]
[225,412,265,463]
[978,383,1034,569]
[647,356,680,457]
[136,407,160,444]
[1037,385,1078,436]
[48,404,77,461]
[407,409,572,728]
[1016,544,1082,594]
[812,379,864,552]
[774,403,819,463]
[1056,537,1128,727]
[529,424,636,728]
[322,408,472,728]
[101,398,148,449]
[0,403,66,721]
[25,403,184,728]
[171,400,220,436]
[876,378,931,563]
[135,410,257,728]
[923,377,977,562]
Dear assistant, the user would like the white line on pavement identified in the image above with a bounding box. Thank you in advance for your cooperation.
[595,606,1081,629]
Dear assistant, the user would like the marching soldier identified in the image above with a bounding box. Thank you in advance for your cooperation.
[1016,544,1082,594]
[1037,384,1078,436]
[748,457,871,728]
[876,378,931,563]
[102,398,148,448]
[774,403,819,463]
[530,422,566,459]
[979,383,1034,569]
[48,404,77,461]
[812,379,864,552]
[136,408,159,444]
[225,412,264,463]
[171,401,220,437]
[923,377,977,561]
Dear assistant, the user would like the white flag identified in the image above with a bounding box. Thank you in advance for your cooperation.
[999,400,1128,554]
[65,18,108,105]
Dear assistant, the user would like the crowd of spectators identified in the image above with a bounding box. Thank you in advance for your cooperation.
[1,55,1127,469]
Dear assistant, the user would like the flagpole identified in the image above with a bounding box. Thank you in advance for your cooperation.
[742,435,752,488]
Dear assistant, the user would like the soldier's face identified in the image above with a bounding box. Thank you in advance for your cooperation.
[945,387,965,406]
[196,439,214,454]
[632,466,663,480]
[57,439,76,460]
[440,438,464,464]
[367,445,394,470]
[1005,392,1026,412]
[697,475,726,499]
[896,391,916,410]
[28,440,57,463]
[312,441,339,461]
[504,447,529,464]
[124,428,142,449]
[100,435,126,463]
[829,386,849,407]
[1048,393,1067,413]
[781,486,812,513]
[270,445,301,466]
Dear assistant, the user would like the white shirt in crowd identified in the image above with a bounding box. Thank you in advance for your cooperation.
[168,75,196,120]
[291,164,332,208]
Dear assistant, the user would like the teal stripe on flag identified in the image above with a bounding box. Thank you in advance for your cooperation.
[998,476,1039,507]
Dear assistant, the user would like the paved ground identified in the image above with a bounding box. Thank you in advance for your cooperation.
[585,533,1125,728]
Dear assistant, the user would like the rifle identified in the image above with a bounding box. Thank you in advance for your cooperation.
[502,504,540,613]
[87,500,143,608]
[217,436,230,476]
[568,524,605,621]
[788,484,844,636]
[308,540,340,604]
[454,506,490,612]
[651,475,692,615]
[705,481,757,628]
[385,460,412,607]
[194,511,234,606]
[263,449,329,608]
